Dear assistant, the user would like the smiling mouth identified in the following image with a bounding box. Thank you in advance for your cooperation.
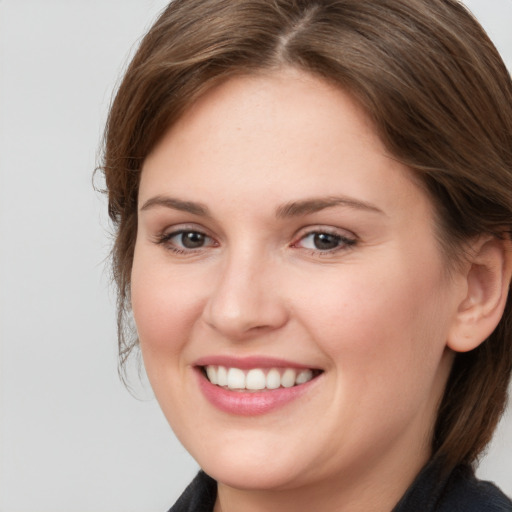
[200,365,323,391]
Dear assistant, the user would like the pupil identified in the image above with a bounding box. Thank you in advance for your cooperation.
[182,232,205,248]
[314,233,339,250]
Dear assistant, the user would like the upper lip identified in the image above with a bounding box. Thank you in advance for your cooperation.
[193,355,321,370]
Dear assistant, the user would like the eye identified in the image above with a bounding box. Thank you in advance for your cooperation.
[294,230,356,253]
[176,231,208,249]
[157,229,217,253]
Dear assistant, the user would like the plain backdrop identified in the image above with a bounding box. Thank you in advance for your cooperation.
[0,1,511,511]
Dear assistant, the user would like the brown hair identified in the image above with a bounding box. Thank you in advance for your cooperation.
[102,0,512,472]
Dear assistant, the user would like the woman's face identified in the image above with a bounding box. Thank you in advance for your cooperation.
[132,70,464,495]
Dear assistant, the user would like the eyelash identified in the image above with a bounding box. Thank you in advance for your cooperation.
[291,229,357,255]
[155,229,217,255]
[154,227,357,256]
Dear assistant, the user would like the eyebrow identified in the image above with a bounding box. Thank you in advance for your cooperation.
[140,196,211,217]
[139,194,384,218]
[275,196,384,218]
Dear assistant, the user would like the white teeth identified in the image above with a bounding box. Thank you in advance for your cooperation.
[266,368,281,389]
[204,365,317,390]
[281,368,296,388]
[296,369,313,385]
[206,366,218,385]
[227,368,245,389]
[246,369,266,390]
[217,366,228,387]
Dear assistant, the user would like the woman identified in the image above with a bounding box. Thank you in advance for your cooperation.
[101,0,512,510]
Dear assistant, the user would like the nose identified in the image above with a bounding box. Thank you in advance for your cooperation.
[202,249,289,340]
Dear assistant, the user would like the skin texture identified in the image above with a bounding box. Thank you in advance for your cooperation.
[131,69,478,512]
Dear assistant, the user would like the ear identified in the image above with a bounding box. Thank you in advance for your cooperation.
[447,235,512,353]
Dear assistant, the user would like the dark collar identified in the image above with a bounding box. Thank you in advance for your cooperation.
[392,459,512,511]
[170,460,511,512]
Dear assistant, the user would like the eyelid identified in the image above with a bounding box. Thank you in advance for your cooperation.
[151,223,356,255]
[154,224,219,252]
[291,225,357,252]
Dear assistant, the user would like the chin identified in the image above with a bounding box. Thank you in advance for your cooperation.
[182,433,309,491]
[201,456,305,491]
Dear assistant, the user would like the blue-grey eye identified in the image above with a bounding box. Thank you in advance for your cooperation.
[179,231,207,249]
[295,230,356,252]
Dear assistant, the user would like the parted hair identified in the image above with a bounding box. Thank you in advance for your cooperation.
[102,0,512,473]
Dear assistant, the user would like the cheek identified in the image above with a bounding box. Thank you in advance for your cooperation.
[297,257,451,391]
[130,250,206,362]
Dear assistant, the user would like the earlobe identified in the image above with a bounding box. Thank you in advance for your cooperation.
[447,235,512,353]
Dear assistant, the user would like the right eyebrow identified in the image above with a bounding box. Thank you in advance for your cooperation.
[139,195,211,217]
[275,195,384,218]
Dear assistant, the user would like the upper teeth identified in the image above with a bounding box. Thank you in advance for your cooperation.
[204,366,314,390]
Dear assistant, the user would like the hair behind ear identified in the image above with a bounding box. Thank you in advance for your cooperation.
[434,291,512,470]
[434,234,512,471]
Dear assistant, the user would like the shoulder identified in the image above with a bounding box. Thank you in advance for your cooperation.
[394,461,512,512]
[437,465,512,512]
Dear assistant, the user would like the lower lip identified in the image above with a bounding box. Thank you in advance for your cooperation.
[196,369,320,416]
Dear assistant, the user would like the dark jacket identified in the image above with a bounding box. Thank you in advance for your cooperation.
[168,460,512,511]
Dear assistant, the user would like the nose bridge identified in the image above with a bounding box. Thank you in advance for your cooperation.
[203,243,287,339]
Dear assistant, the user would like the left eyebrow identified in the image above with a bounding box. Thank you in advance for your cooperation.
[276,196,385,218]
[139,195,211,217]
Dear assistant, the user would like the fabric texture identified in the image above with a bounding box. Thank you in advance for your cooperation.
[168,460,512,511]
[168,471,216,512]
[392,461,512,511]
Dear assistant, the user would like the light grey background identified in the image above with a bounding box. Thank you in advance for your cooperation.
[0,1,510,511]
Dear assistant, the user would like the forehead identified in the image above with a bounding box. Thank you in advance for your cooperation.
[165,69,381,149]
[139,69,432,230]
[144,69,387,179]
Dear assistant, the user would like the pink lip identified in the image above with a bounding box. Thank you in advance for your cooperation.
[194,364,322,417]
[194,355,317,370]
